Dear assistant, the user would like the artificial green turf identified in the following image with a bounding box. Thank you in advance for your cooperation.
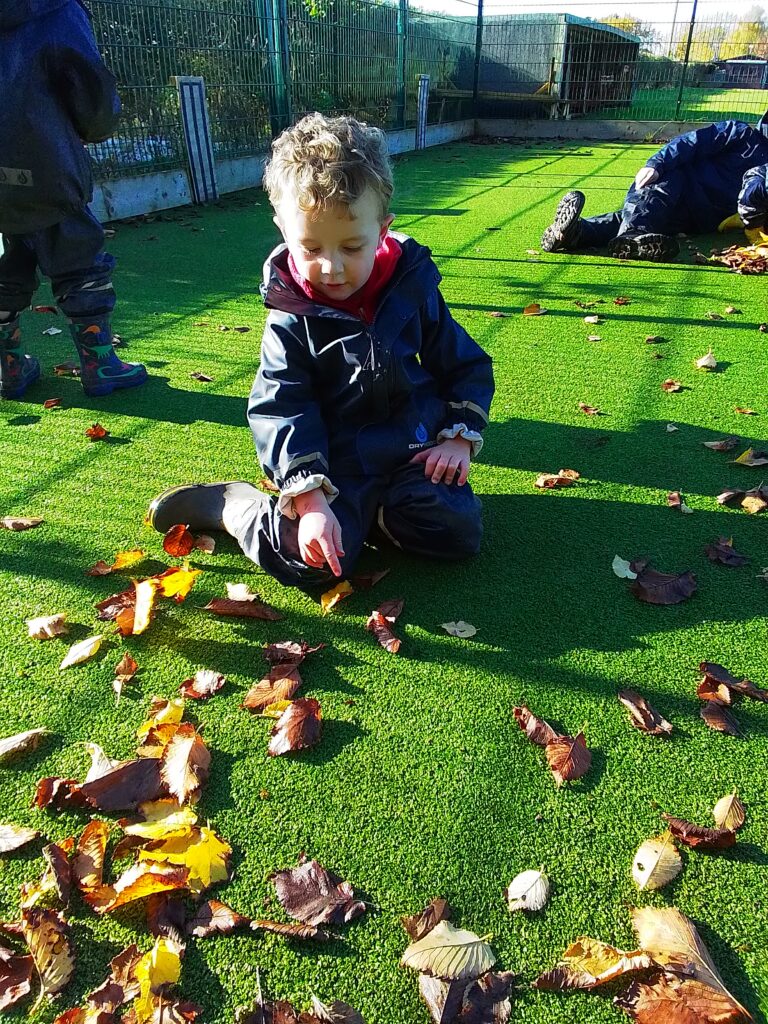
[597,84,768,123]
[1,140,767,1023]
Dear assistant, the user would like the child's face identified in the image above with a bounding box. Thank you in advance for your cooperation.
[275,189,394,301]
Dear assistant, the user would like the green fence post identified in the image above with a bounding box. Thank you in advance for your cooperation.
[396,0,408,129]
[472,0,484,116]
[674,0,698,121]
[262,0,292,136]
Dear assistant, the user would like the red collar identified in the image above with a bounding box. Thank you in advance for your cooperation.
[287,234,402,324]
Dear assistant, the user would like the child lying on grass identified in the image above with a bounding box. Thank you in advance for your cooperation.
[148,113,494,587]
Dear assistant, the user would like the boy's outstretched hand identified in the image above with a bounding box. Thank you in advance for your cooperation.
[294,488,344,576]
[411,436,472,486]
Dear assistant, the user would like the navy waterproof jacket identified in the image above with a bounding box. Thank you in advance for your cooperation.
[644,116,768,225]
[248,236,495,501]
[0,0,120,234]
[738,163,768,228]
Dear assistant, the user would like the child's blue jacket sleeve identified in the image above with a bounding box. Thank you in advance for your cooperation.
[419,289,494,438]
[738,164,768,228]
[645,121,755,176]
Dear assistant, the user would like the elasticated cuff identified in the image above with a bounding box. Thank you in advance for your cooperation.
[437,422,484,458]
[278,473,339,518]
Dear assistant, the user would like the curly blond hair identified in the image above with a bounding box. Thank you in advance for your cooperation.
[264,112,394,219]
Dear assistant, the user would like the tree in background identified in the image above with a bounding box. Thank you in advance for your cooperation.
[720,5,768,58]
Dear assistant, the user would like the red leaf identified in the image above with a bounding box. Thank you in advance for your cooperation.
[85,423,109,440]
[661,379,683,392]
[268,697,322,756]
[80,757,167,812]
[163,524,195,558]
[204,597,283,621]
[401,898,451,941]
[700,702,742,737]
[187,899,250,938]
[43,398,62,410]
[513,705,560,746]
[271,857,365,926]
[630,566,697,605]
[615,971,748,1023]
[661,814,737,850]
[263,640,323,665]
[33,777,88,811]
[699,661,768,702]
[544,733,591,786]
[617,690,673,735]
[578,402,603,415]
[242,664,302,712]
[0,948,34,1010]
[613,296,631,305]
[366,610,401,653]
[95,586,135,621]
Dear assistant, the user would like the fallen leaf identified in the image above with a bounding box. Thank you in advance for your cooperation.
[136,697,185,745]
[160,724,210,803]
[705,537,748,566]
[630,905,751,1020]
[242,664,303,712]
[1,516,43,531]
[667,491,694,513]
[488,311,507,318]
[587,334,602,342]
[615,970,751,1023]
[734,406,757,415]
[272,857,365,927]
[705,311,724,320]
[662,814,737,850]
[190,372,213,382]
[612,556,637,580]
[695,349,717,370]
[584,315,601,325]
[321,580,354,613]
[72,820,110,902]
[632,832,682,891]
[133,937,183,1023]
[534,936,651,990]
[725,305,740,314]
[140,826,231,892]
[630,565,697,605]
[366,610,401,653]
[187,899,250,937]
[666,423,678,432]
[523,303,547,316]
[506,869,549,912]
[59,634,103,670]
[268,697,322,756]
[83,742,121,784]
[26,614,68,640]
[85,423,109,440]
[712,793,745,832]
[545,732,591,786]
[179,669,225,700]
[535,469,579,489]
[704,436,739,451]
[131,579,159,635]
[121,799,198,839]
[263,640,323,665]
[700,701,742,737]
[578,402,603,415]
[146,892,186,945]
[614,296,631,305]
[21,907,75,999]
[87,549,145,576]
[733,446,768,467]
[349,568,390,590]
[645,335,664,344]
[251,919,326,941]
[114,653,138,704]
[95,585,135,621]
[193,534,215,554]
[233,326,251,333]
[204,597,283,620]
[0,824,41,854]
[42,326,63,335]
[96,862,190,915]
[402,898,452,941]
[53,362,79,377]
[618,690,672,735]
[661,379,683,392]
[440,621,477,638]
[80,757,166,812]
[574,299,605,309]
[33,305,58,314]
[260,699,294,719]
[0,946,34,1010]
[401,919,495,981]
[42,398,62,409]
[163,525,195,558]
[152,566,202,602]
[513,706,560,746]
[32,777,86,811]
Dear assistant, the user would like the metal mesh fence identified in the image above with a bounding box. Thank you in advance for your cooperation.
[85,0,768,182]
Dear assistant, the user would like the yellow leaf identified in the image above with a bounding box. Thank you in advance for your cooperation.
[123,800,198,839]
[320,580,354,612]
[21,907,75,1000]
[95,862,189,914]
[139,826,231,893]
[111,549,145,571]
[712,792,745,832]
[136,698,185,742]
[132,579,159,635]
[535,936,652,990]
[134,937,183,1024]
[261,699,293,719]
[159,723,210,804]
[154,566,201,601]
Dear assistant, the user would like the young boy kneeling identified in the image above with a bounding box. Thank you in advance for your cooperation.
[148,114,494,587]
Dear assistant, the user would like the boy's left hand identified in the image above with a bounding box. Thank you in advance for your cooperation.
[410,437,472,486]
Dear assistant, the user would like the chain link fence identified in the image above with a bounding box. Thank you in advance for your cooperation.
[86,0,768,182]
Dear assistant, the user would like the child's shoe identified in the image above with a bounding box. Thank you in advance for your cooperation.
[69,316,148,397]
[0,317,41,399]
[608,233,680,262]
[147,481,262,534]
[541,190,586,251]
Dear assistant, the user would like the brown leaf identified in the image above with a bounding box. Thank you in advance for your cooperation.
[662,814,737,850]
[418,975,468,1024]
[160,724,210,803]
[534,469,579,489]
[187,899,250,937]
[0,516,43,531]
[85,423,109,440]
[251,919,327,941]
[263,640,323,665]
[41,839,74,906]
[705,537,748,566]
[80,758,167,812]
[645,335,664,344]
[614,296,631,305]
[242,664,302,712]
[513,706,560,746]
[73,820,110,904]
[43,398,62,410]
[734,406,757,415]
[114,653,138,688]
[146,893,186,946]
[53,361,80,377]
[190,372,213,382]
[488,311,507,318]
[204,597,283,621]
[21,907,75,999]
[700,702,742,737]
[96,586,135,621]
[0,824,41,853]
[545,733,591,786]
[378,598,404,620]
[630,565,697,605]
[615,971,751,1023]
[459,972,515,1023]
[179,669,226,700]
[33,777,88,811]
[366,601,403,652]
[704,436,740,451]
[268,698,322,756]
[402,898,452,941]
[523,303,547,316]
[163,524,195,558]
[86,943,141,1011]
[661,379,683,392]
[349,568,390,590]
[667,491,693,513]
[0,946,34,1010]
[271,857,365,926]
[578,402,603,415]
[617,690,672,736]
[696,677,732,705]
[0,728,49,764]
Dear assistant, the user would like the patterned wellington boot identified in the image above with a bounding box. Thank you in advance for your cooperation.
[541,190,586,252]
[69,316,147,397]
[0,317,41,399]
[608,234,680,262]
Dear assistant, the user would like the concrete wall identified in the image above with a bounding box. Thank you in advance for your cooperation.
[476,118,712,143]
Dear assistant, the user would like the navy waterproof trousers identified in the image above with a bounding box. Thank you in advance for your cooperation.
[0,205,115,317]
[578,170,702,247]
[225,462,483,588]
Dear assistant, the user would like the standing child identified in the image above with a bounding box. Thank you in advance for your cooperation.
[0,0,147,398]
[148,113,494,587]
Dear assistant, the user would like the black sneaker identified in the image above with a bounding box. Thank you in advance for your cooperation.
[608,234,680,262]
[541,191,586,252]
[147,481,253,534]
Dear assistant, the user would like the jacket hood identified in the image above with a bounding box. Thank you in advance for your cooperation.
[0,0,73,30]
[261,233,437,320]
[759,110,768,137]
